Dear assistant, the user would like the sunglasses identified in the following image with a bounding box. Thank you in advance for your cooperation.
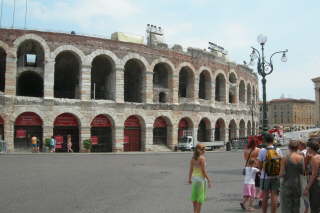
[200,148,206,151]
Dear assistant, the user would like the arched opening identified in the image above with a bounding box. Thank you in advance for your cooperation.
[247,83,252,104]
[252,86,256,105]
[214,118,225,141]
[215,73,226,102]
[178,118,193,142]
[159,92,166,103]
[124,59,145,103]
[229,91,236,104]
[239,120,246,138]
[199,71,211,100]
[124,116,141,151]
[153,63,172,103]
[91,55,115,100]
[153,117,168,145]
[179,67,194,99]
[228,73,237,104]
[229,73,237,84]
[17,40,45,68]
[91,115,113,152]
[228,119,237,141]
[0,116,4,140]
[17,71,43,97]
[0,48,6,92]
[53,113,80,152]
[252,121,256,135]
[239,80,245,103]
[247,121,252,136]
[54,51,80,99]
[14,112,43,151]
[197,118,211,142]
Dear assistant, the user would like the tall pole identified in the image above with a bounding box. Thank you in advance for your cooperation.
[12,0,16,29]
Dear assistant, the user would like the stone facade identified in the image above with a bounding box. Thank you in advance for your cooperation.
[0,29,259,152]
[267,98,315,130]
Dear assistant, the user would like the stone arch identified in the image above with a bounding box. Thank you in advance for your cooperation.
[152,60,174,103]
[52,45,85,63]
[228,119,237,141]
[214,118,226,141]
[54,50,82,99]
[86,49,120,67]
[197,117,212,142]
[124,114,146,152]
[215,72,226,102]
[178,66,195,99]
[198,69,212,100]
[13,34,50,59]
[176,62,196,76]
[0,45,7,92]
[239,79,246,103]
[121,53,150,69]
[229,71,238,84]
[239,119,246,138]
[123,57,147,103]
[228,71,237,104]
[91,54,116,100]
[153,116,173,146]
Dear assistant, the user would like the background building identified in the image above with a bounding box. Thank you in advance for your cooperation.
[267,98,315,131]
[312,77,320,126]
[0,28,259,152]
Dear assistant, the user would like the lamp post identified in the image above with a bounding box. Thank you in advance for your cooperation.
[249,34,288,134]
[249,100,255,136]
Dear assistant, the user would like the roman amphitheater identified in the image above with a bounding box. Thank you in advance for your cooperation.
[0,28,259,152]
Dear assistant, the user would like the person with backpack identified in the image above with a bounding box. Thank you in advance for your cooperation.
[257,133,283,213]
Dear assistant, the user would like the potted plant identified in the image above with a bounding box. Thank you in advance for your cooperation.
[44,138,51,152]
[83,139,92,152]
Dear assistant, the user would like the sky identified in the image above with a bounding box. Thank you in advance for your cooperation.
[0,0,319,101]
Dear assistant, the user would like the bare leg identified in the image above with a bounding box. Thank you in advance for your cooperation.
[197,203,202,213]
[270,191,278,213]
[193,202,197,213]
[261,190,269,213]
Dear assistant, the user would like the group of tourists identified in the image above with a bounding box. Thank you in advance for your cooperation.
[188,133,320,213]
[32,135,73,153]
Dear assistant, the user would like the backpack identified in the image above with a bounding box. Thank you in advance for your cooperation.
[263,147,281,176]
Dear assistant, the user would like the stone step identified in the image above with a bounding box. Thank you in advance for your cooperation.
[150,144,172,152]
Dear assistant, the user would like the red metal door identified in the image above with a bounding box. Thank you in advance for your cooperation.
[124,116,141,152]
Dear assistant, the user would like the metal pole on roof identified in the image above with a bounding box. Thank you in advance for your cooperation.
[24,0,28,29]
[0,0,3,28]
[12,0,16,29]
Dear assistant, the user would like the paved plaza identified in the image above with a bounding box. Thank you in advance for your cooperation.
[0,150,291,213]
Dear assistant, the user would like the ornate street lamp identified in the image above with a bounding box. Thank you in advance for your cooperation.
[249,34,288,134]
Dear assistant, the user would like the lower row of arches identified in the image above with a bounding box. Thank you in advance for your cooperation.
[0,112,258,152]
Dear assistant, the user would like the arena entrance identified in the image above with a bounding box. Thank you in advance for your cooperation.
[153,117,167,145]
[0,116,4,140]
[91,115,112,152]
[14,112,43,151]
[53,113,79,152]
[178,118,192,142]
[214,118,225,141]
[124,116,141,152]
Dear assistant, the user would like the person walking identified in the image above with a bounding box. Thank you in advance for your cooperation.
[240,159,259,211]
[243,137,261,206]
[257,133,283,213]
[279,140,304,213]
[50,136,56,152]
[188,144,212,213]
[299,141,310,213]
[303,141,320,213]
[31,135,37,153]
[67,135,73,152]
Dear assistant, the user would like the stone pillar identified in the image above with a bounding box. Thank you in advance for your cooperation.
[224,128,229,142]
[225,82,229,104]
[115,67,124,103]
[44,59,55,98]
[145,71,153,104]
[4,55,17,96]
[113,126,124,152]
[235,85,239,105]
[193,127,198,143]
[172,127,179,148]
[167,125,174,150]
[80,64,91,101]
[4,118,14,152]
[172,74,179,104]
[314,87,320,126]
[194,76,199,104]
[80,126,91,152]
[212,82,215,105]
[144,126,153,151]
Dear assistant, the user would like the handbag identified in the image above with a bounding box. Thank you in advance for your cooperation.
[242,149,254,175]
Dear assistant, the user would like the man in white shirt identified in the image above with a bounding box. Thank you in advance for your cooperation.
[257,133,283,213]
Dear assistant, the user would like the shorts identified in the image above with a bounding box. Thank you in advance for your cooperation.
[243,184,256,197]
[32,144,37,148]
[260,178,280,192]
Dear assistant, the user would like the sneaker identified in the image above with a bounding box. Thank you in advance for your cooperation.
[258,200,262,208]
[240,202,246,210]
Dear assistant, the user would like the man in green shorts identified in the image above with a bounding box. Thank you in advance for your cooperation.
[258,133,283,213]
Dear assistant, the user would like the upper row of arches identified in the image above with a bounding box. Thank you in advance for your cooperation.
[0,34,258,105]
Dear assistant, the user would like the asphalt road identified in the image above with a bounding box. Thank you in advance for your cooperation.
[0,151,289,213]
